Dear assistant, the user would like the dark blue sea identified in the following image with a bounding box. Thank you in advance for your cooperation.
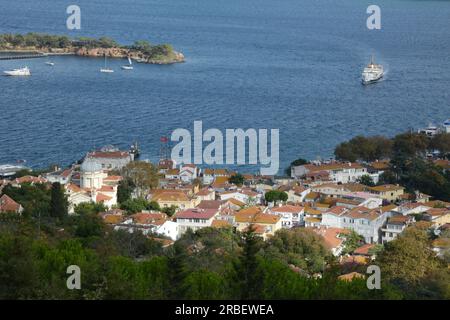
[1,0,449,174]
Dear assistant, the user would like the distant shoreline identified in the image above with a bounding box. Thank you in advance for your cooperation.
[0,33,185,65]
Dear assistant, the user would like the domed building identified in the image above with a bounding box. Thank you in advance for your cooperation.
[80,160,107,189]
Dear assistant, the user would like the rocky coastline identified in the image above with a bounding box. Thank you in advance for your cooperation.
[0,46,184,64]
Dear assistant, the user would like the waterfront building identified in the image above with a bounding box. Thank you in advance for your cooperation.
[83,146,133,171]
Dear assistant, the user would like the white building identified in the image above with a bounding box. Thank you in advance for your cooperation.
[321,206,388,243]
[80,161,107,189]
[45,168,73,185]
[174,208,218,237]
[269,205,304,228]
[84,147,133,171]
[292,162,368,184]
[381,215,413,243]
[156,221,179,241]
[179,164,199,183]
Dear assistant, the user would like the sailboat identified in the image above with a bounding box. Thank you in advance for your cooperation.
[121,56,133,70]
[100,54,114,73]
[45,57,55,66]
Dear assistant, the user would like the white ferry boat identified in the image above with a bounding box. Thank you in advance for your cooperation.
[361,56,383,85]
[3,66,31,76]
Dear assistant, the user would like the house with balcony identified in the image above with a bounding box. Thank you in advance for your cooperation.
[269,205,304,228]
[174,208,219,237]
[381,215,414,243]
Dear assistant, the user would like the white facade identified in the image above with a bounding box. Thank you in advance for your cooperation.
[269,206,305,228]
[156,221,179,241]
[330,168,368,184]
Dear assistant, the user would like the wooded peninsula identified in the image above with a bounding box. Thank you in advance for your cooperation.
[0,33,184,64]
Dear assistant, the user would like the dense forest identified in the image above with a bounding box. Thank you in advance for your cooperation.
[0,182,449,299]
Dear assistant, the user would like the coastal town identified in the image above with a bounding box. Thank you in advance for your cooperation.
[1,125,449,289]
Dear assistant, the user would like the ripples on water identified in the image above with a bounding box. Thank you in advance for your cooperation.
[0,0,449,174]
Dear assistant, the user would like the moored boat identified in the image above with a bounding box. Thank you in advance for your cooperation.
[3,66,31,76]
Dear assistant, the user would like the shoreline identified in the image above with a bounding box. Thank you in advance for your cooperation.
[0,34,185,65]
[0,48,184,64]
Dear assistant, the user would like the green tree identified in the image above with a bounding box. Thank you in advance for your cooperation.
[120,198,149,214]
[264,190,288,204]
[122,161,159,198]
[49,182,68,220]
[265,228,330,274]
[357,174,375,187]
[161,205,177,217]
[341,230,364,255]
[376,226,441,293]
[168,241,190,299]
[236,226,264,299]
[229,173,245,186]
[182,270,227,299]
[117,178,134,204]
[430,133,450,157]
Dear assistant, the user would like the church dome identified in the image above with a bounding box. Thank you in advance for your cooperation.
[80,160,102,173]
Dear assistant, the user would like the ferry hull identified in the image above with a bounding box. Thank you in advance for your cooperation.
[362,74,383,85]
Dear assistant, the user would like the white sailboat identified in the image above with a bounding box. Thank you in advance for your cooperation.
[121,56,133,70]
[100,54,114,73]
[3,66,31,76]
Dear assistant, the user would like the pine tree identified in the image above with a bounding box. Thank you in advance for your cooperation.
[238,225,263,299]
[168,241,189,299]
[50,182,68,220]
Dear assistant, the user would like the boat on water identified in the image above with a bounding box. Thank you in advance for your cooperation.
[100,54,114,73]
[3,66,31,76]
[361,55,383,85]
[121,56,133,70]
[45,61,55,66]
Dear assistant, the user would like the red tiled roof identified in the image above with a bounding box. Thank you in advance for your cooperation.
[0,194,21,213]
[197,200,222,210]
[98,185,115,193]
[96,193,112,202]
[270,205,304,213]
[131,212,167,225]
[104,175,122,181]
[175,208,217,220]
[353,244,375,256]
[312,227,348,250]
